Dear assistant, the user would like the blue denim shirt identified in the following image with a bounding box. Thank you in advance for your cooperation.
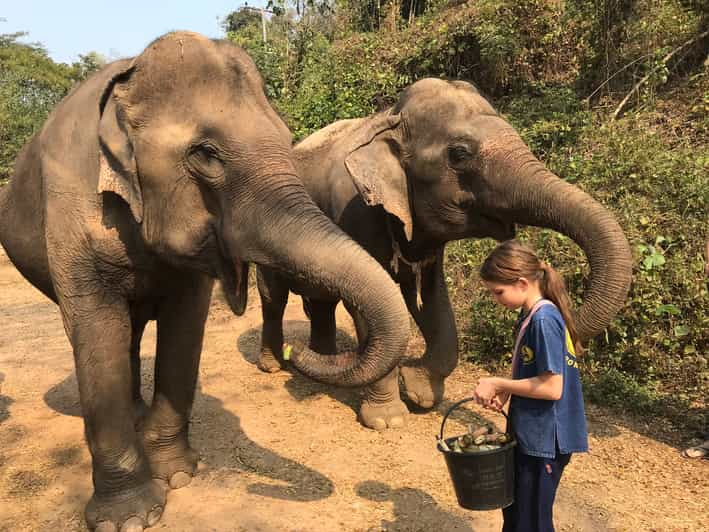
[509,304,589,458]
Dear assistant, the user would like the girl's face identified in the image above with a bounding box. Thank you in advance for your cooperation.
[483,279,529,310]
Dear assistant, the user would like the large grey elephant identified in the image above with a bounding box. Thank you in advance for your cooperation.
[0,32,409,531]
[257,78,633,430]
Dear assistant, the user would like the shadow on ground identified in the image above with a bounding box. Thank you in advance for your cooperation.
[0,372,13,424]
[43,358,334,503]
[237,320,363,415]
[356,480,474,531]
[238,320,516,437]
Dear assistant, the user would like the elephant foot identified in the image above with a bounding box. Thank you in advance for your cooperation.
[359,398,409,431]
[400,364,445,409]
[86,479,166,532]
[143,431,199,489]
[257,348,285,373]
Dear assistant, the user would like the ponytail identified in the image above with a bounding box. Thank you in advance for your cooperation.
[480,240,583,354]
[539,262,582,354]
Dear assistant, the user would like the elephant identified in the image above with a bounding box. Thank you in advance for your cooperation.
[256,77,633,431]
[0,32,410,531]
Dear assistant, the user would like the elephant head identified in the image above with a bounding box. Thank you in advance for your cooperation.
[98,32,409,385]
[344,78,632,341]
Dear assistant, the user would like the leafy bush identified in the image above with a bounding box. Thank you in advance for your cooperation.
[446,77,708,427]
[0,34,103,183]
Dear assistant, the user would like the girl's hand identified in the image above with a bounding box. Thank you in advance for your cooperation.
[491,391,510,412]
[474,377,499,407]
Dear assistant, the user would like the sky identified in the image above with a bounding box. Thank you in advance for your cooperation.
[1,1,269,64]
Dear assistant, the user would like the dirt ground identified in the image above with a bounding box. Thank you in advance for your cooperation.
[0,246,707,532]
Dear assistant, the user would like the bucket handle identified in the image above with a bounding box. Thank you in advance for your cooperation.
[438,396,510,442]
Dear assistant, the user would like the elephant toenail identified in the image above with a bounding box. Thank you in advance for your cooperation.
[119,517,144,532]
[389,417,405,428]
[95,522,118,532]
[147,507,163,526]
[169,471,192,489]
[371,418,387,431]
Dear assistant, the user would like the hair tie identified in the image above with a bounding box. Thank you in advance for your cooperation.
[539,262,548,277]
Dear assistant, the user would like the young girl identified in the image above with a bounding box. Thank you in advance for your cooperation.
[474,240,588,532]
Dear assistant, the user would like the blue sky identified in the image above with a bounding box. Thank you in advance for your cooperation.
[2,1,268,64]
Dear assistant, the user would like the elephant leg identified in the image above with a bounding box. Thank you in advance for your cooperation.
[130,311,149,427]
[358,369,408,430]
[399,251,458,409]
[345,303,407,430]
[142,275,212,490]
[308,299,338,354]
[256,267,288,373]
[58,293,165,531]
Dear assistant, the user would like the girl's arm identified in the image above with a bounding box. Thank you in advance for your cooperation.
[475,372,563,404]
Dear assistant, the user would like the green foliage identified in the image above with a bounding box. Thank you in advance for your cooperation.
[582,369,704,431]
[0,35,70,182]
[223,7,262,33]
[72,51,106,81]
[446,76,708,424]
[500,85,592,161]
[568,0,704,102]
[0,31,104,183]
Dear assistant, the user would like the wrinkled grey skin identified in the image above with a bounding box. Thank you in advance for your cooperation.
[0,32,409,531]
[257,78,632,431]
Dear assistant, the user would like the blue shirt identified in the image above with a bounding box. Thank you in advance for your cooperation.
[509,304,589,458]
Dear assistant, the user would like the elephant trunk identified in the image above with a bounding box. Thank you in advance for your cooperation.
[234,174,410,387]
[482,133,633,342]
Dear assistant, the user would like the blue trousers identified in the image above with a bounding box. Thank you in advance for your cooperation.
[501,448,571,532]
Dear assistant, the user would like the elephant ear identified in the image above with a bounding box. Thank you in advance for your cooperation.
[97,62,143,223]
[344,112,413,241]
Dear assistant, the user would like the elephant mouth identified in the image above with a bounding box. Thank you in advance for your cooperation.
[480,214,516,241]
[216,246,250,316]
[462,208,516,241]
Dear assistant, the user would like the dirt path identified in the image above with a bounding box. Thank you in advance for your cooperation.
[0,246,706,532]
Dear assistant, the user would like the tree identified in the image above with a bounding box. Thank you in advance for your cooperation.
[71,51,106,81]
[0,33,77,181]
[222,6,263,33]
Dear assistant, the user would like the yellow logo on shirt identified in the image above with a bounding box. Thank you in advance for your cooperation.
[521,345,535,364]
[565,328,578,368]
[565,329,576,356]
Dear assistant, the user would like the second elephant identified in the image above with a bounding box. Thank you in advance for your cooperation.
[257,78,633,430]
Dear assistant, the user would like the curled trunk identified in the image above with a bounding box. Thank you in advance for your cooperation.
[235,176,410,387]
[484,134,633,342]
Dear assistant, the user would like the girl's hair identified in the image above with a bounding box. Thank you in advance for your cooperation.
[480,239,581,353]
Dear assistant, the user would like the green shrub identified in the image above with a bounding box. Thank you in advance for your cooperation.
[446,79,708,424]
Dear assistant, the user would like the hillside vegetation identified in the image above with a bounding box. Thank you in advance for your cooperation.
[1,1,707,432]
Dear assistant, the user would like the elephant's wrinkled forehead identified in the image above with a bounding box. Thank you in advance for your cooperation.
[399,79,497,123]
[124,32,265,108]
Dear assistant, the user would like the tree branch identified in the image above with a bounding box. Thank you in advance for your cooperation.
[585,52,654,104]
[612,29,709,120]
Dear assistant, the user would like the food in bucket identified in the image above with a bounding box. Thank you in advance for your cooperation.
[438,423,510,453]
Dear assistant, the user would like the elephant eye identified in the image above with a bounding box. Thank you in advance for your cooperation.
[187,143,225,181]
[448,145,473,167]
